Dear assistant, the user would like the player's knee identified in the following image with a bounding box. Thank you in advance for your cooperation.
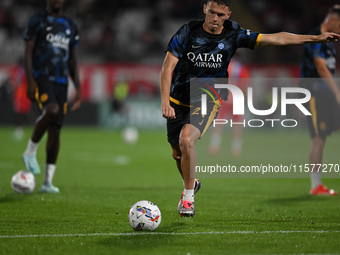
[179,135,192,154]
[172,151,181,161]
[45,104,59,119]
[312,136,325,148]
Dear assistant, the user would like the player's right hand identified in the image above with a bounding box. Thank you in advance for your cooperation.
[319,32,340,42]
[26,85,36,101]
[162,104,176,119]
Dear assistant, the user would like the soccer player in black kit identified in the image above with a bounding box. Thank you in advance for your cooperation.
[22,0,81,193]
[300,5,340,196]
[160,0,340,217]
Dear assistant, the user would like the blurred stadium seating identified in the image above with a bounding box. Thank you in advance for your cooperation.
[1,0,339,64]
[0,0,339,127]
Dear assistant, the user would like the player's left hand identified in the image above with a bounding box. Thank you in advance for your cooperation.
[319,32,340,42]
[71,90,81,111]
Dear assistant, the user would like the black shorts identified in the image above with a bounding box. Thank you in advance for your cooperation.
[305,90,340,139]
[36,79,68,128]
[167,100,221,146]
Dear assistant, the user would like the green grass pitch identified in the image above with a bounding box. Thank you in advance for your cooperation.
[0,126,339,254]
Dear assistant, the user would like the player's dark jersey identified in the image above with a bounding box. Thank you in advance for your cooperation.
[23,11,79,85]
[166,20,260,105]
[300,26,336,92]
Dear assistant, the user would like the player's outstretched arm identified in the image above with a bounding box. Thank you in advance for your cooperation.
[259,32,340,47]
[68,47,81,111]
[160,52,178,119]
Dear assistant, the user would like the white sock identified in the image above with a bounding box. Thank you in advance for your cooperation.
[44,164,56,184]
[24,139,39,155]
[183,189,194,202]
[310,171,322,189]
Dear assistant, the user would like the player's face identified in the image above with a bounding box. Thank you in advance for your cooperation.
[46,0,65,13]
[327,14,340,34]
[203,1,231,34]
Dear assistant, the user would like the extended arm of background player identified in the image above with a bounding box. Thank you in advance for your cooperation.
[258,32,340,46]
[159,52,179,119]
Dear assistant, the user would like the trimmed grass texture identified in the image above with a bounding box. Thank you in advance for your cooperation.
[0,127,339,254]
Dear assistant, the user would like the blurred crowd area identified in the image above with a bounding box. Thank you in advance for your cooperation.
[0,0,339,65]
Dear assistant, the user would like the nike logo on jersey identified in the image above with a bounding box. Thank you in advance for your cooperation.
[46,26,53,31]
[192,45,201,48]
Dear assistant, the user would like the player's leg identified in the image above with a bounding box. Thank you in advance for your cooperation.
[177,124,201,217]
[179,124,201,191]
[309,135,324,189]
[23,102,59,175]
[309,135,337,195]
[307,93,338,196]
[171,143,183,178]
[32,103,59,142]
[40,124,61,193]
[232,119,243,157]
[41,85,67,193]
[171,143,202,193]
[167,102,203,216]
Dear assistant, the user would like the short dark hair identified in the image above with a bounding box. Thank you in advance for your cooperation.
[327,4,340,17]
[207,0,231,8]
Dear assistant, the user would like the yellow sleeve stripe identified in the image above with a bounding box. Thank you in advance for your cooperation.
[170,97,192,107]
[167,51,178,58]
[255,34,262,48]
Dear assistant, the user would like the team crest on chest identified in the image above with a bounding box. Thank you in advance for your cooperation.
[218,43,225,50]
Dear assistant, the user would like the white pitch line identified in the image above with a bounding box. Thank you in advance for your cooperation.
[1,230,340,239]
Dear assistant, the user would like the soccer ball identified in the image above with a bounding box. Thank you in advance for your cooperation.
[128,200,161,231]
[11,170,36,194]
[122,126,138,144]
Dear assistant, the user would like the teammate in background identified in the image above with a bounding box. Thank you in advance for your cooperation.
[209,57,249,156]
[22,0,81,193]
[160,0,340,217]
[300,5,340,196]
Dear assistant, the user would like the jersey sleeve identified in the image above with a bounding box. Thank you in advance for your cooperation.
[235,27,260,49]
[166,23,190,59]
[310,44,325,59]
[23,14,41,42]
